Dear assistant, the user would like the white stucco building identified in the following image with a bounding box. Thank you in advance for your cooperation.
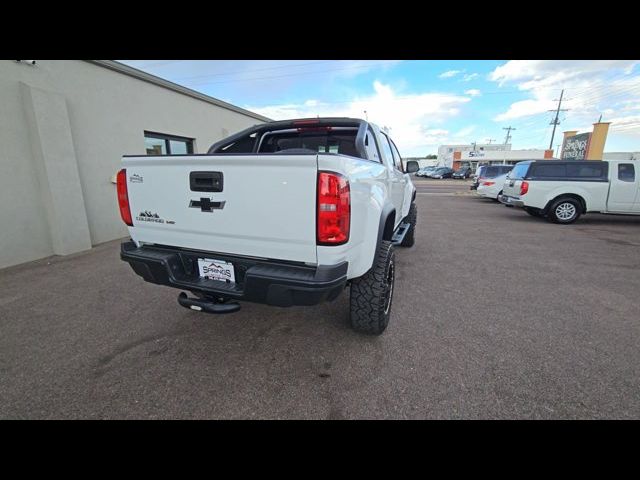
[438,142,556,171]
[0,60,270,269]
[438,143,511,168]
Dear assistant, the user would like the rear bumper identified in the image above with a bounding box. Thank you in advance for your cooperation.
[499,194,524,207]
[120,241,347,307]
[477,189,494,198]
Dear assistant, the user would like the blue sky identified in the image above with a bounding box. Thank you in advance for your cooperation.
[120,60,640,157]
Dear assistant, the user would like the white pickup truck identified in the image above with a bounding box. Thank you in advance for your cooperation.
[500,159,640,223]
[117,118,417,334]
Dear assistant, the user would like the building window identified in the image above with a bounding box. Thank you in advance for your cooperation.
[144,131,194,155]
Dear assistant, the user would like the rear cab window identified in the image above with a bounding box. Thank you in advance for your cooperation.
[484,165,513,178]
[210,119,375,161]
[258,128,359,157]
[508,162,531,180]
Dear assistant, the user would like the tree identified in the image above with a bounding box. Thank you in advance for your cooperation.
[425,154,437,159]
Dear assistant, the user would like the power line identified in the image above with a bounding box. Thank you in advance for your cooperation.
[548,89,569,149]
[562,69,638,97]
[503,126,516,144]
[185,61,401,86]
[170,61,334,81]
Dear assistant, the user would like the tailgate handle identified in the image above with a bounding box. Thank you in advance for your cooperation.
[190,171,223,192]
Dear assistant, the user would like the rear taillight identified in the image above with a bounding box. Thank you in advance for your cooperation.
[482,181,495,186]
[116,169,133,226]
[520,181,529,196]
[317,172,350,245]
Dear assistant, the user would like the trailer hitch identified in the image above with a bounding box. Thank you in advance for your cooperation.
[178,292,241,314]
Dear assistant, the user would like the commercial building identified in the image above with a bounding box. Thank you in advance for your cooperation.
[452,148,555,171]
[603,152,640,161]
[0,60,270,269]
[438,142,554,171]
[438,143,510,169]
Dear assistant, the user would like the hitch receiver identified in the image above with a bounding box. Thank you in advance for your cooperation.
[178,292,241,314]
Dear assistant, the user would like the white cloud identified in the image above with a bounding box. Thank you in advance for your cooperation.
[465,89,481,97]
[489,60,640,139]
[452,125,476,138]
[609,115,640,136]
[245,81,471,156]
[489,60,635,86]
[494,99,557,122]
[439,70,462,79]
[424,128,449,135]
[462,73,479,82]
[421,128,450,145]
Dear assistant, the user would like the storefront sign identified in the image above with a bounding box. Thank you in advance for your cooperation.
[561,133,591,160]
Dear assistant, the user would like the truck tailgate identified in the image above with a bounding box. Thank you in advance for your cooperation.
[122,154,318,264]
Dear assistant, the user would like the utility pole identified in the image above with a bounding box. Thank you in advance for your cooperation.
[548,89,569,150]
[503,126,515,145]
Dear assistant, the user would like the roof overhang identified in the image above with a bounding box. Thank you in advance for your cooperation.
[86,60,272,123]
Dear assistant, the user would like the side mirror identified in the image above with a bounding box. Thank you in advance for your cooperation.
[405,160,419,173]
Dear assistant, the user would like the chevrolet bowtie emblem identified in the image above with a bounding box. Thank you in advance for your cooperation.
[189,198,226,212]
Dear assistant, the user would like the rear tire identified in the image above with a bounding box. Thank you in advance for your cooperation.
[399,203,417,247]
[548,197,581,224]
[349,241,395,335]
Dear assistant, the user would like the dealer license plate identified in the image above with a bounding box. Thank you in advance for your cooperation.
[197,258,236,283]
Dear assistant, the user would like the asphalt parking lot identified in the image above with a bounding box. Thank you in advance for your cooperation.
[2,178,639,419]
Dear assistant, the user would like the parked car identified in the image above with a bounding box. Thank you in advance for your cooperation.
[117,117,417,335]
[428,167,454,179]
[452,167,472,179]
[470,164,513,190]
[476,173,509,201]
[500,159,640,224]
[415,166,437,177]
